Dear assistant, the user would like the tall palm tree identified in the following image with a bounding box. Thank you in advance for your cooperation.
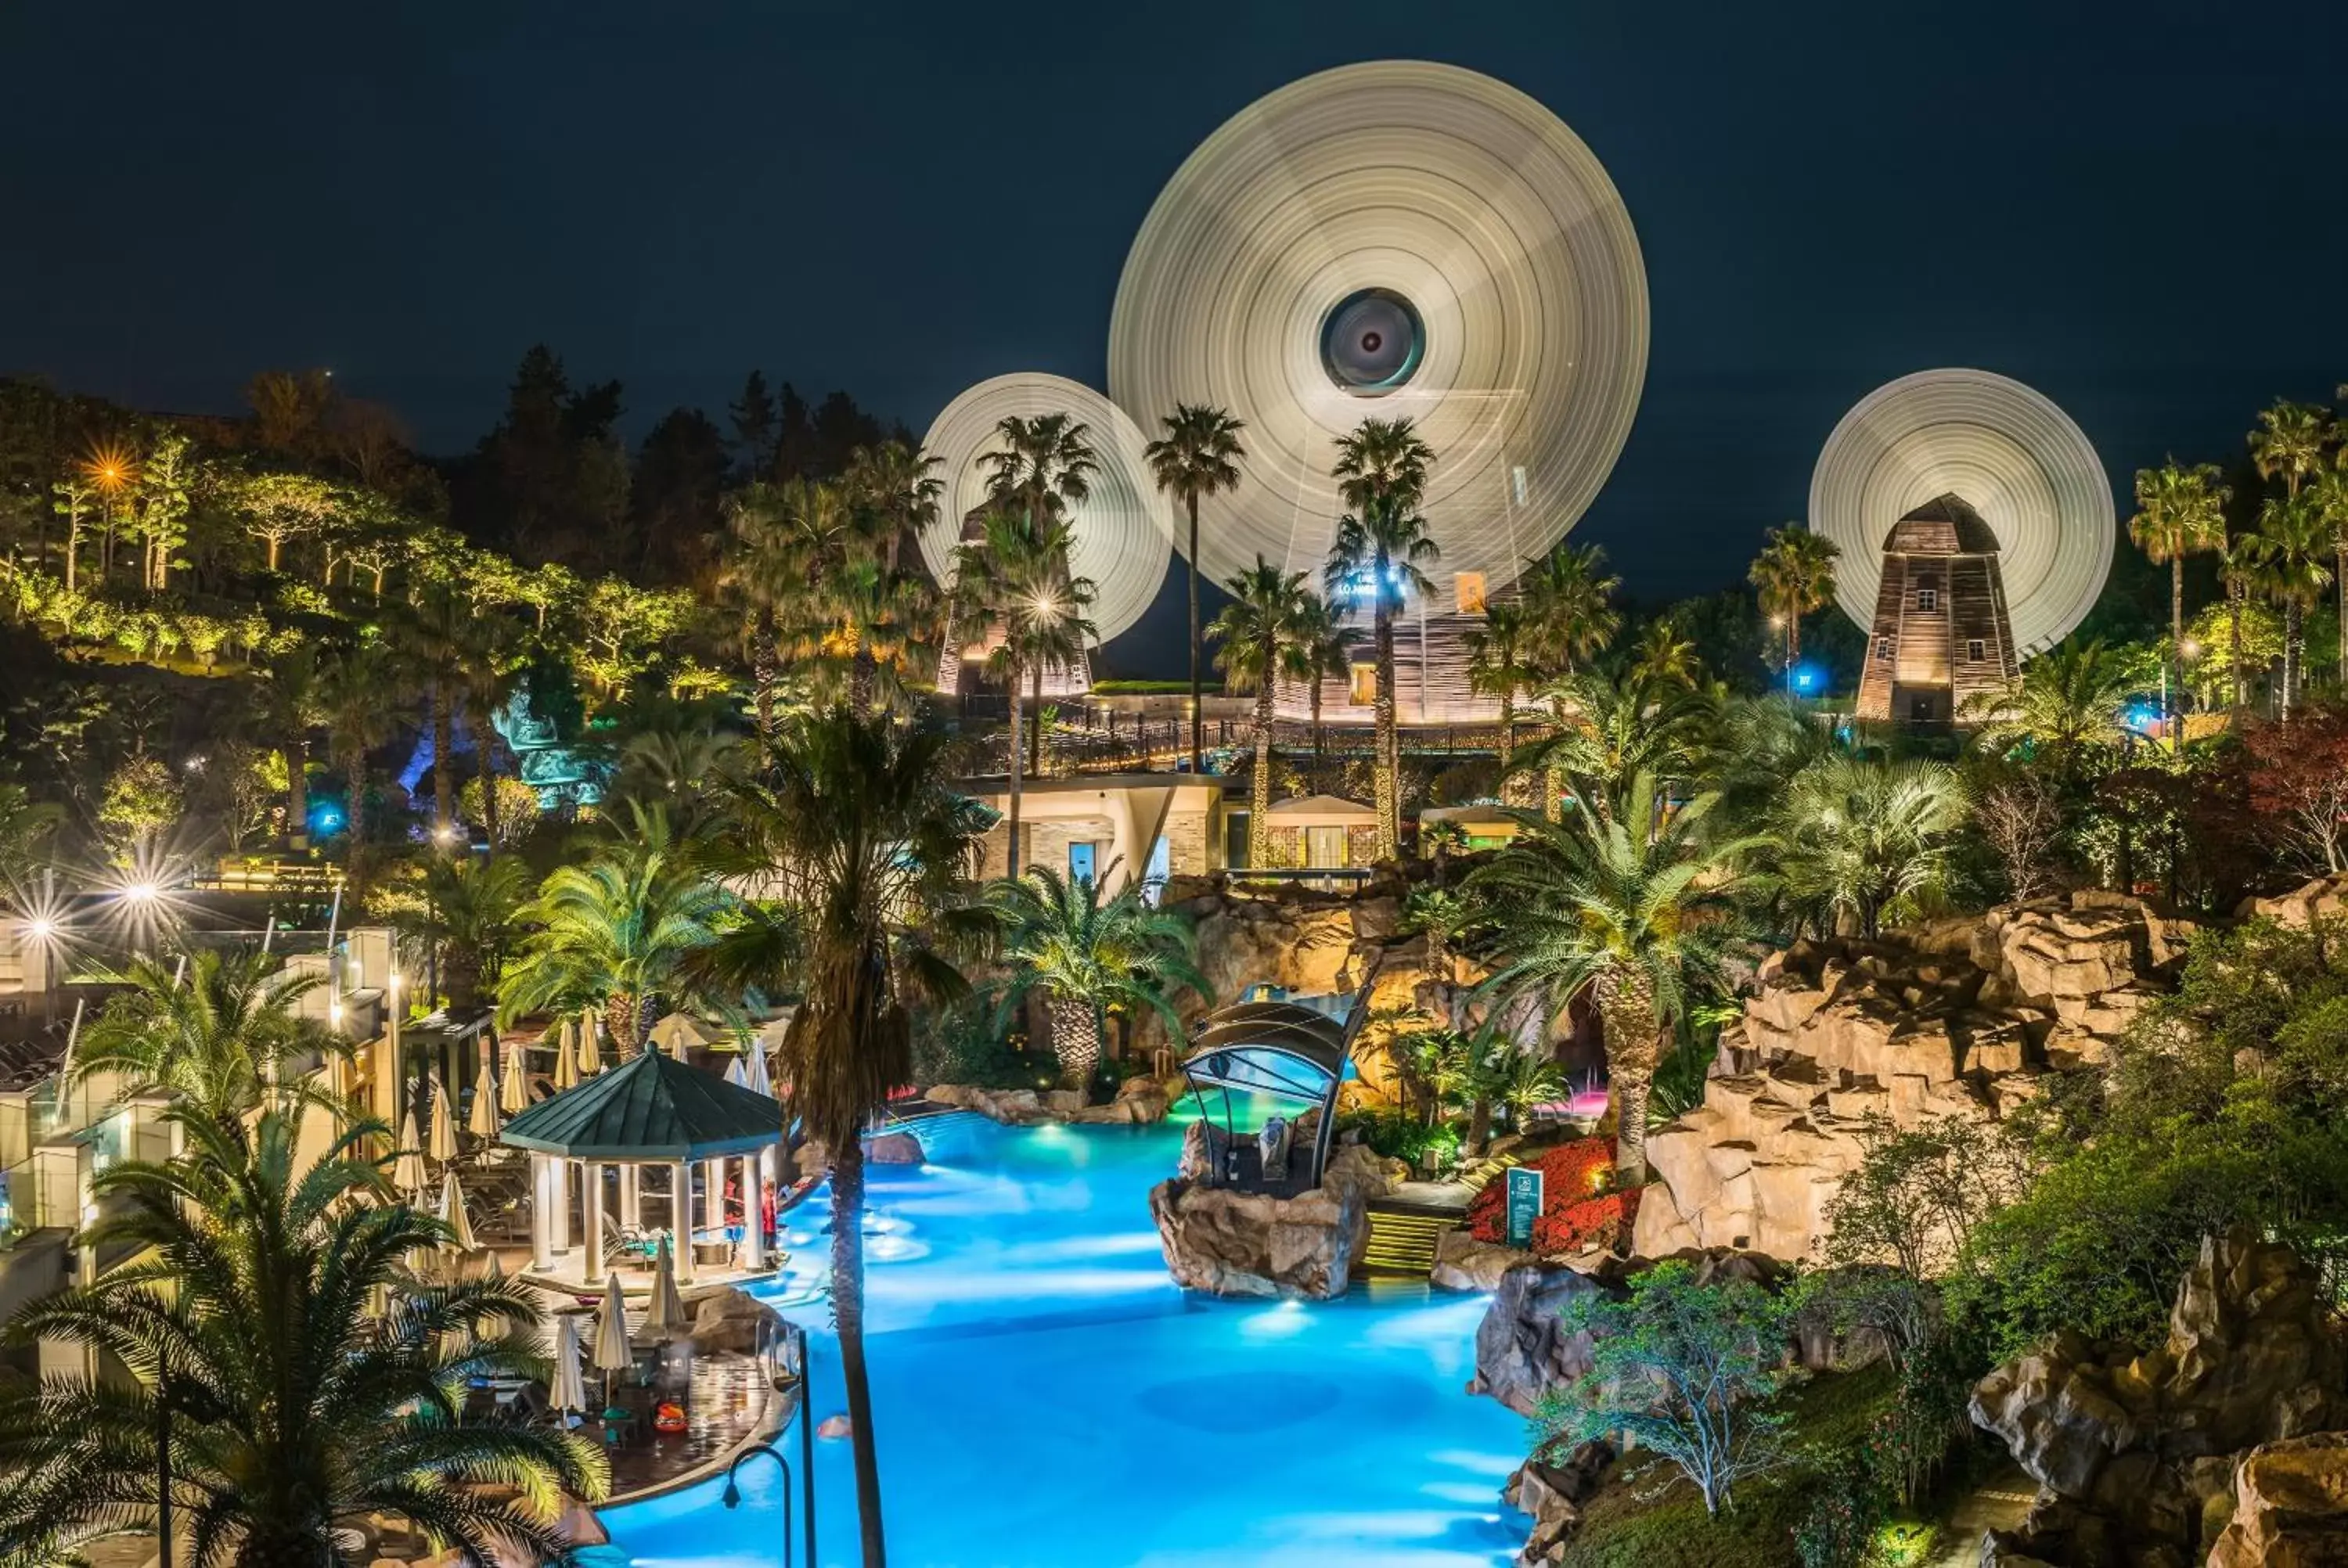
[2129,460,2232,713]
[1630,617,1702,689]
[2251,400,2332,503]
[981,413,1097,531]
[498,803,733,1050]
[1517,542,1622,818]
[2310,460,2348,686]
[257,647,326,847]
[0,1099,606,1568]
[456,613,528,844]
[1208,559,1314,868]
[1766,756,1972,937]
[1745,524,1839,687]
[1143,404,1248,773]
[70,950,338,1125]
[720,481,805,742]
[320,641,400,869]
[689,711,989,1568]
[949,509,1095,874]
[394,584,470,840]
[986,865,1205,1088]
[1327,417,1441,860]
[1465,600,1535,795]
[1287,593,1355,775]
[843,440,942,577]
[1468,773,1754,1183]
[2244,491,2335,718]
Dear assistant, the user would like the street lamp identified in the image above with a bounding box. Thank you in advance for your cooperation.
[719,1444,794,1568]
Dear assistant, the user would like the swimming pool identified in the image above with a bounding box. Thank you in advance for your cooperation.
[600,1111,1530,1567]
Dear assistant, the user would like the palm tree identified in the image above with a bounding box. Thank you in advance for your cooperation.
[1403,886,1472,1024]
[949,509,1096,874]
[456,613,527,844]
[2311,461,2348,685]
[1745,524,1839,688]
[70,950,338,1124]
[689,711,990,1568]
[720,481,803,741]
[1465,601,1536,794]
[2129,460,2231,714]
[394,584,470,840]
[1287,593,1356,775]
[981,412,1097,530]
[1960,638,2135,771]
[498,803,733,1050]
[1208,559,1314,868]
[2244,491,2335,718]
[391,854,532,1015]
[0,1099,606,1568]
[1144,404,1248,773]
[1517,542,1622,818]
[2251,401,2332,503]
[843,439,942,577]
[1468,773,1754,1184]
[986,865,1205,1088]
[1630,617,1702,689]
[1514,669,1710,826]
[1766,756,1972,937]
[1327,417,1441,861]
[320,642,399,866]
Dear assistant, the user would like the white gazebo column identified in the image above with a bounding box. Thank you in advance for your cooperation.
[739,1153,765,1268]
[550,1158,571,1256]
[619,1163,641,1229]
[530,1153,554,1271]
[673,1161,695,1282]
[583,1161,605,1279]
[703,1157,724,1234]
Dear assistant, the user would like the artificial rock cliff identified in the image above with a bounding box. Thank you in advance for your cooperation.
[1633,892,2185,1264]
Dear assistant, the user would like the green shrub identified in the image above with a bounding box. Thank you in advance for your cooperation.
[1338,1108,1460,1169]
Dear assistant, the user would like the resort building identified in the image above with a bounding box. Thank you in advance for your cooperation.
[1853,493,2019,724]
[1259,795,1380,879]
[963,774,1226,889]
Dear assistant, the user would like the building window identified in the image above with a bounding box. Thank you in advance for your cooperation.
[1875,636,1892,663]
[1453,572,1488,615]
[1967,638,1986,663]
[1349,662,1377,706]
[1917,588,1939,611]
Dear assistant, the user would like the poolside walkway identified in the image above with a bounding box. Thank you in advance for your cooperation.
[1927,1463,2036,1566]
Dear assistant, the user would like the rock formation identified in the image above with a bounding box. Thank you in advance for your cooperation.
[2242,870,2348,930]
[1431,1228,1533,1293]
[865,1129,924,1164]
[1467,1261,1614,1415]
[2206,1433,2348,1567]
[1147,1143,1388,1299]
[925,1073,1179,1127]
[1503,1441,1612,1566]
[1634,893,2184,1264]
[1970,1229,2348,1565]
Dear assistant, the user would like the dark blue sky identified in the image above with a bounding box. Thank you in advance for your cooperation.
[6,0,2346,656]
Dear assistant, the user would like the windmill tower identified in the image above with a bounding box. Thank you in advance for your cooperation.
[1853,494,2018,722]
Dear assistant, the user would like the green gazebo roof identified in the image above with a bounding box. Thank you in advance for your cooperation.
[499,1043,784,1162]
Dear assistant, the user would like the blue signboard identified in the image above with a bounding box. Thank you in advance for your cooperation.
[1505,1165,1544,1250]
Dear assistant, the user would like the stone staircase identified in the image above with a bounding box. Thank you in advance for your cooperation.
[1359,1199,1456,1278]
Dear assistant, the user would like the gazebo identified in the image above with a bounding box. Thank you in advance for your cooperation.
[1179,991,1369,1197]
[500,1041,786,1286]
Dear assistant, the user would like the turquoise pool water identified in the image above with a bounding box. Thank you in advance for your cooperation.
[600,1112,1529,1567]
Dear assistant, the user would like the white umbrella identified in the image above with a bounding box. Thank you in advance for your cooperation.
[575,1012,601,1078]
[427,1072,458,1163]
[393,1108,427,1196]
[550,1314,588,1415]
[438,1168,477,1252]
[499,1041,529,1113]
[639,1235,688,1343]
[466,1072,498,1139]
[591,1272,632,1407]
[724,1053,747,1088]
[740,1043,773,1099]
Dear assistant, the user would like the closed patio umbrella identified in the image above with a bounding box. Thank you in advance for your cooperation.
[550,1314,587,1417]
[575,1012,601,1077]
[427,1072,459,1163]
[500,1041,530,1113]
[438,1168,477,1252]
[392,1109,426,1197]
[592,1272,632,1408]
[740,1042,772,1099]
[553,1032,579,1091]
[723,1052,747,1088]
[466,1073,498,1139]
[639,1235,687,1343]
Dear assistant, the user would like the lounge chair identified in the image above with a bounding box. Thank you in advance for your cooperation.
[601,1214,661,1262]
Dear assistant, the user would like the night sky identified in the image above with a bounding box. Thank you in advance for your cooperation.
[6,0,2347,668]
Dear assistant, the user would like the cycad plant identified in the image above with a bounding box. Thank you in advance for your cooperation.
[986,865,1205,1089]
[1766,755,1972,937]
[0,1101,606,1568]
[1468,773,1756,1183]
[71,949,339,1124]
[1959,638,2136,775]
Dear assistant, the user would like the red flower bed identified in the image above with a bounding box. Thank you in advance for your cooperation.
[1464,1139,1641,1257]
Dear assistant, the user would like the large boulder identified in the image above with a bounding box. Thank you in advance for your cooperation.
[2206,1433,2348,1568]
[1148,1145,1388,1300]
[2245,871,2348,930]
[1969,1231,2348,1563]
[1640,894,2181,1265]
[1431,1228,1532,1293]
[1468,1262,1614,1416]
[1504,1441,1612,1566]
[686,1286,790,1356]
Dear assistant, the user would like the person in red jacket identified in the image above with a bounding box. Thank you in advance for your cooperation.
[760,1179,778,1253]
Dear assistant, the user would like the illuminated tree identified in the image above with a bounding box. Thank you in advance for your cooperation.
[1466,600,1535,792]
[233,470,340,574]
[2129,460,2230,711]
[131,433,194,592]
[986,864,1204,1088]
[1144,403,1248,771]
[2242,491,2333,718]
[1630,616,1702,689]
[49,477,94,591]
[1745,523,1838,681]
[1327,416,1440,861]
[1517,541,1622,818]
[843,439,942,577]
